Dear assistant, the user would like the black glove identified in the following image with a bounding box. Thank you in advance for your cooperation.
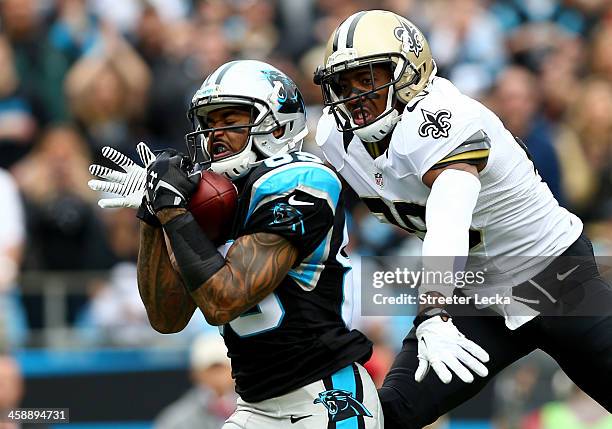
[145,150,200,213]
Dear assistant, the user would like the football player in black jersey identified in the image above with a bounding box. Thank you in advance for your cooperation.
[89,60,383,428]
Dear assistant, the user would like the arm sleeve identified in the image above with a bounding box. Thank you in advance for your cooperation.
[420,169,481,297]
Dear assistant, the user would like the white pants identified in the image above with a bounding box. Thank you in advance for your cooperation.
[224,363,383,428]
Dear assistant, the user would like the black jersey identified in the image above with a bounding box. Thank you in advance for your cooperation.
[220,151,372,403]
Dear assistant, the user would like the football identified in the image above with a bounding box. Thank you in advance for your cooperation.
[188,170,238,245]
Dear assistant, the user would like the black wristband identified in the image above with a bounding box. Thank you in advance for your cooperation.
[136,198,161,227]
[163,212,225,292]
[414,307,451,327]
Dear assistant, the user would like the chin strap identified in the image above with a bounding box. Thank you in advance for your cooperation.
[213,126,309,179]
[251,127,309,166]
[354,108,401,143]
[284,127,308,152]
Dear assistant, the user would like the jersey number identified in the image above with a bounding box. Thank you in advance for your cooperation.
[222,293,285,337]
[263,151,322,168]
[362,197,482,249]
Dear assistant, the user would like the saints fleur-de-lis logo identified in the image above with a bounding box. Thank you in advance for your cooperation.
[394,24,424,57]
[418,109,452,139]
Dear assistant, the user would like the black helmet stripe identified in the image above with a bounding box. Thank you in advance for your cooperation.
[332,27,340,52]
[332,15,352,52]
[214,60,239,85]
[345,11,366,48]
[335,13,358,51]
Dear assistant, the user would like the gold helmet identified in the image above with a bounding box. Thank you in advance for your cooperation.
[314,10,436,142]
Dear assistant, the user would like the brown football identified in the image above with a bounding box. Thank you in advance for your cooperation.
[188,170,238,246]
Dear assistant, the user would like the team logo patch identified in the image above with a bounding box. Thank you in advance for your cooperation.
[374,172,384,189]
[418,108,452,139]
[269,202,305,234]
[394,23,424,57]
[314,389,372,423]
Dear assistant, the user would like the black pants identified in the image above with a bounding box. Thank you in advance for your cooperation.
[379,235,612,429]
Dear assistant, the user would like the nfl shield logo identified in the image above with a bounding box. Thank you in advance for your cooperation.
[374,172,384,189]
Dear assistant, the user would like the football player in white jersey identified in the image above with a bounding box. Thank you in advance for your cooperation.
[314,9,612,428]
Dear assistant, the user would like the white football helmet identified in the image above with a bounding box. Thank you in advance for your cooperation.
[186,60,308,180]
[315,10,436,143]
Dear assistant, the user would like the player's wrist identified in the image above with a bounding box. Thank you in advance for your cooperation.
[414,305,451,327]
[157,208,188,225]
[136,198,162,227]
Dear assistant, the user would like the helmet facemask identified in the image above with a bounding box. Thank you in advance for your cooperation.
[186,97,277,180]
[318,52,419,143]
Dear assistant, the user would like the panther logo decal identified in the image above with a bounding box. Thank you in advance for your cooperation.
[269,202,304,234]
[261,70,304,113]
[418,108,452,139]
[314,389,372,423]
[270,202,301,224]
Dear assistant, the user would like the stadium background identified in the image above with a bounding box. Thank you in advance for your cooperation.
[0,0,611,427]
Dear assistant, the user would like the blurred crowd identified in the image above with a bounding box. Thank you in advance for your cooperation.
[1,0,612,427]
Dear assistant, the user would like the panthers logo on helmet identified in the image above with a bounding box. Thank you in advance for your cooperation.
[394,23,424,58]
[314,389,372,423]
[261,70,304,114]
[418,108,452,139]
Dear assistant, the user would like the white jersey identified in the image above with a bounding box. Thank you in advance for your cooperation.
[317,77,582,326]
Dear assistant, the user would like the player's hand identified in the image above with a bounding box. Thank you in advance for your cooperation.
[88,143,156,209]
[415,316,489,384]
[144,150,200,213]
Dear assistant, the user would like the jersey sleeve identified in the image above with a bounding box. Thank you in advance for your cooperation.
[391,78,489,180]
[240,164,342,264]
[429,129,491,170]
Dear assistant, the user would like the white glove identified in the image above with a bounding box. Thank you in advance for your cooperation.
[415,316,490,384]
[88,143,155,209]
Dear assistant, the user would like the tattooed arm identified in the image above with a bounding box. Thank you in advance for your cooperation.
[190,232,298,325]
[137,222,197,333]
[157,208,299,326]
